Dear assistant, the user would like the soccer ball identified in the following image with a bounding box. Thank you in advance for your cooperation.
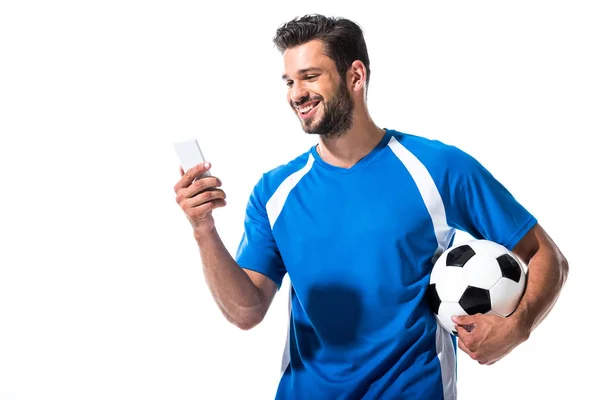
[426,239,527,335]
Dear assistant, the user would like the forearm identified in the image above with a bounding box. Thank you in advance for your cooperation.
[512,245,569,335]
[194,228,265,329]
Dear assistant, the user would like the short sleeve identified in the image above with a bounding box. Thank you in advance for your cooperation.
[443,148,538,250]
[235,178,287,288]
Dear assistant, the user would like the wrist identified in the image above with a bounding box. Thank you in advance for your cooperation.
[510,303,534,340]
[193,225,217,244]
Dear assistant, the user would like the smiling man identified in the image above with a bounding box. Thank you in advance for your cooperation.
[173,14,569,400]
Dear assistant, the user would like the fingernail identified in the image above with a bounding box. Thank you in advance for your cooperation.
[204,162,210,168]
[451,316,457,322]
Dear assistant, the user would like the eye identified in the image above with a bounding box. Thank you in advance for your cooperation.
[286,80,293,87]
[305,75,317,80]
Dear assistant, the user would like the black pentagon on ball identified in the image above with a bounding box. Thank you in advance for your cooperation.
[446,245,475,267]
[459,286,491,315]
[497,254,521,282]
[426,284,441,314]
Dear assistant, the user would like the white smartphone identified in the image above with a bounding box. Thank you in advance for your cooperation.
[173,139,211,180]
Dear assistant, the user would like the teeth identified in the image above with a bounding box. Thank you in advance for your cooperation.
[299,104,315,113]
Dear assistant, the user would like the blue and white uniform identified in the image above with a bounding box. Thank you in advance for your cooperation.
[235,129,537,399]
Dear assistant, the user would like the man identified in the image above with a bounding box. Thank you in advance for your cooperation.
[173,14,569,400]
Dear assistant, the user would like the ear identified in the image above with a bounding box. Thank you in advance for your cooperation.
[347,60,368,92]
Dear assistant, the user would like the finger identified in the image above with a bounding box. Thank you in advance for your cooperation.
[455,325,470,342]
[174,162,211,192]
[192,176,222,193]
[188,199,227,217]
[180,166,184,177]
[452,314,476,327]
[455,324,472,337]
[187,189,226,208]
[175,177,222,204]
[455,325,476,352]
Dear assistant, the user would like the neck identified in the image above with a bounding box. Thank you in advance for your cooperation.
[317,106,385,169]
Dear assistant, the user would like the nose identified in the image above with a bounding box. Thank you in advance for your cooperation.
[290,83,309,106]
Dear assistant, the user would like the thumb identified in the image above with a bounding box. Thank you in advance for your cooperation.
[452,314,475,326]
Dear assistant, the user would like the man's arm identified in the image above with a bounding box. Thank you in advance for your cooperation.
[453,223,569,364]
[195,227,278,330]
[174,162,278,331]
[509,223,569,333]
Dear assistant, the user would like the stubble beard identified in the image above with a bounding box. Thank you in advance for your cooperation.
[297,80,355,140]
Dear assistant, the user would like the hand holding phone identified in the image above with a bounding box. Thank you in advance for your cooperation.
[173,139,226,237]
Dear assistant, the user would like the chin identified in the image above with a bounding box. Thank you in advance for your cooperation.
[300,114,323,134]
[301,121,320,135]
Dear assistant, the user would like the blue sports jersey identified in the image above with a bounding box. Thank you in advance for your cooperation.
[235,129,537,399]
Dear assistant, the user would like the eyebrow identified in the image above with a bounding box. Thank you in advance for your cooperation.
[281,67,324,80]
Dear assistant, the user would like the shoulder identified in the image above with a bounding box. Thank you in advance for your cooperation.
[386,129,481,174]
[250,148,314,204]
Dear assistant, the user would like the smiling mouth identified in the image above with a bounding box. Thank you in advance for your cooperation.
[296,101,321,119]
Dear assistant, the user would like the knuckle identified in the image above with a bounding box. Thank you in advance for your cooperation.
[199,191,214,202]
[196,178,210,189]
[209,189,225,200]
[181,202,192,214]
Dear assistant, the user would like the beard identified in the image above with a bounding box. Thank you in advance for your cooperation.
[293,80,355,139]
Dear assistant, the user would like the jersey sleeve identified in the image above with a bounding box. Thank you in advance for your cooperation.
[235,177,287,288]
[443,147,538,250]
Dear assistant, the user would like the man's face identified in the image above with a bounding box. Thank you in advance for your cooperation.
[282,40,354,138]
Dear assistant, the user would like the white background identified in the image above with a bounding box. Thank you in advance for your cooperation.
[1,1,598,399]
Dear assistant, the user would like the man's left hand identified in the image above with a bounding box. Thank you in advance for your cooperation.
[451,313,530,365]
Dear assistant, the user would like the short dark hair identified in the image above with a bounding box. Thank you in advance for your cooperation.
[273,14,371,88]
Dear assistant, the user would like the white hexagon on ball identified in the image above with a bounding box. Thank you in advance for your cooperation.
[434,266,468,302]
[462,253,503,290]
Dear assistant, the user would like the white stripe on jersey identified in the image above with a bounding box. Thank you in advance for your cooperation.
[264,154,315,377]
[266,153,315,229]
[387,136,457,400]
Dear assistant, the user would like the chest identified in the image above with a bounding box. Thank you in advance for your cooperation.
[272,166,436,276]
[278,166,433,237]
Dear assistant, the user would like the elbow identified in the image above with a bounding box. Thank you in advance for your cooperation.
[234,319,259,331]
[232,314,264,331]
[226,309,265,331]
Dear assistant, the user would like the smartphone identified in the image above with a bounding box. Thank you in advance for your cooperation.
[173,139,211,180]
